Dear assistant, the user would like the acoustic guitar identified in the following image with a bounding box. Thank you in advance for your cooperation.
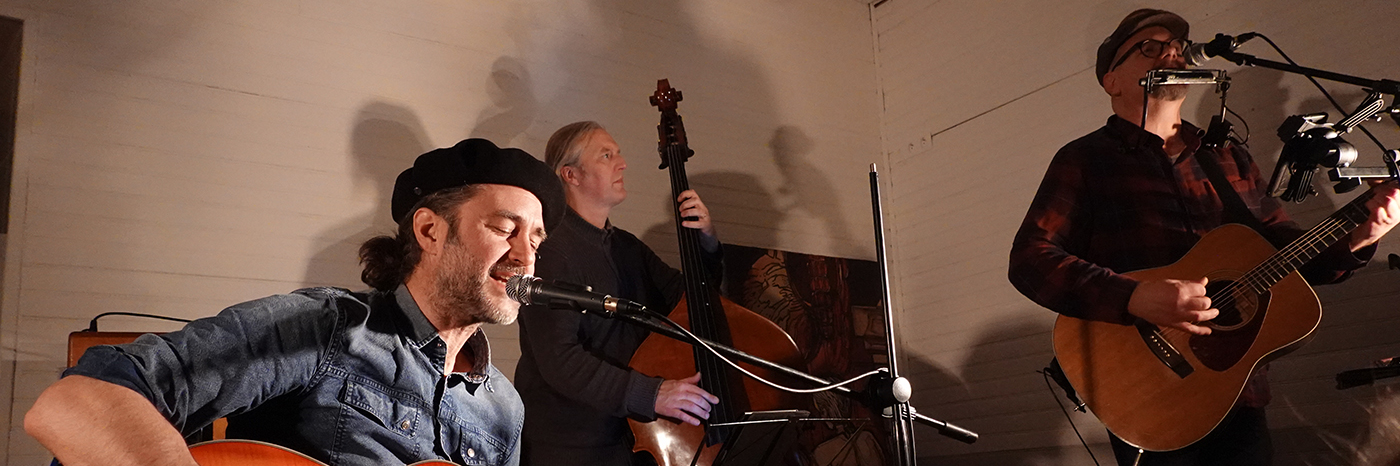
[1052,190,1374,452]
[188,440,460,466]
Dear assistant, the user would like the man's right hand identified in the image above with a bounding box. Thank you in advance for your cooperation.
[1127,277,1218,335]
[655,372,719,426]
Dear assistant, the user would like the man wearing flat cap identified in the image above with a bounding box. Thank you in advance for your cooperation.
[26,138,565,466]
[1009,8,1400,466]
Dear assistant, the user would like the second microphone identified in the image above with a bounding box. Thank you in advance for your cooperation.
[505,274,648,314]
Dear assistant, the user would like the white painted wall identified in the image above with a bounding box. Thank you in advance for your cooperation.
[0,1,881,463]
[873,0,1400,464]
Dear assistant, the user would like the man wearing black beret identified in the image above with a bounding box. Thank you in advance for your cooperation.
[27,138,565,466]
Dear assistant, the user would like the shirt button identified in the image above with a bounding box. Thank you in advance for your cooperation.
[467,448,476,458]
[399,419,411,430]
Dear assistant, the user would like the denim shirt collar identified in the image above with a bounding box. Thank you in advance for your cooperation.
[393,285,494,382]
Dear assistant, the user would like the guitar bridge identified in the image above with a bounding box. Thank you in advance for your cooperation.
[1136,320,1194,378]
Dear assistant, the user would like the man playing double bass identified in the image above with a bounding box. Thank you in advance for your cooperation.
[1008,8,1400,465]
[515,121,721,465]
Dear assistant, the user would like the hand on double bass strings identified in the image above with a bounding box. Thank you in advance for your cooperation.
[1349,180,1400,252]
[677,190,716,239]
[655,372,719,426]
[1127,277,1219,335]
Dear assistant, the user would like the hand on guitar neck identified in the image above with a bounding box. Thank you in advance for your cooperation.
[1127,277,1219,335]
[1347,180,1400,252]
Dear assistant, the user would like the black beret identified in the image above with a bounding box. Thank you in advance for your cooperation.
[1095,8,1189,84]
[391,138,565,232]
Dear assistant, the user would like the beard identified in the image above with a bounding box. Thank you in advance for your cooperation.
[1150,83,1189,101]
[432,239,526,326]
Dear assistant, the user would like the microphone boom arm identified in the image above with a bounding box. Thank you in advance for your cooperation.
[1217,49,1400,97]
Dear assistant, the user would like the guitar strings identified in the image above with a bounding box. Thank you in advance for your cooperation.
[1182,192,1370,324]
[1207,214,1348,311]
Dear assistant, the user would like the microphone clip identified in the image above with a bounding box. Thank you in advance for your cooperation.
[542,281,616,315]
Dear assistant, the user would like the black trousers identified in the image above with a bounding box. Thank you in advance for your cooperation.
[1110,405,1273,466]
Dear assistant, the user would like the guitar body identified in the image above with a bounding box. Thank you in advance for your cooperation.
[189,439,462,466]
[1052,223,1322,452]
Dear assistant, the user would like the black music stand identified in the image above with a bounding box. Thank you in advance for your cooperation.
[710,409,810,466]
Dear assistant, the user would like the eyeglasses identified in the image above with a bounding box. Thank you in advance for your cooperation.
[1110,38,1188,71]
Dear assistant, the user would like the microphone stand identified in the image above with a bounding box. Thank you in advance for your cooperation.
[1216,49,1400,188]
[869,163,920,466]
[1215,50,1400,96]
[1209,49,1394,195]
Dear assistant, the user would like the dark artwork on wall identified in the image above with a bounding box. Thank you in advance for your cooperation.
[721,244,889,466]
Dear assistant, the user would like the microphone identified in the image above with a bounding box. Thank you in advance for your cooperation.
[505,274,646,314]
[1185,32,1260,66]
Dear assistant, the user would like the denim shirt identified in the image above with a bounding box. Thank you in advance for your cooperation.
[65,285,523,466]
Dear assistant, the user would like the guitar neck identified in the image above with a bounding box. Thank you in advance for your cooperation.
[1244,191,1374,291]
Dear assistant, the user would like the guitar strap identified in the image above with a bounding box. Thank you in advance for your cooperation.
[1194,144,1269,233]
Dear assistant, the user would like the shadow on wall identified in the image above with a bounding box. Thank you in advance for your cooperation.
[543,0,782,247]
[899,352,972,455]
[909,317,1089,464]
[302,102,429,288]
[770,126,862,259]
[470,56,537,149]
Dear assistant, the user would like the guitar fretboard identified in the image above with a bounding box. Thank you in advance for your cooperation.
[1240,191,1374,293]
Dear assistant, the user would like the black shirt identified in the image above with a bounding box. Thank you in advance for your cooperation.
[515,207,722,465]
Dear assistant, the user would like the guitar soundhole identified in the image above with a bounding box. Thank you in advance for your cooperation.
[1205,280,1257,331]
[1191,278,1271,372]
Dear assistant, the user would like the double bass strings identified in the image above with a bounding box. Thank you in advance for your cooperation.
[663,140,737,430]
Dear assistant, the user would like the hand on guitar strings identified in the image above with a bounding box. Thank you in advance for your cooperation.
[1127,277,1219,335]
[655,372,720,426]
[1348,180,1400,252]
[677,189,716,239]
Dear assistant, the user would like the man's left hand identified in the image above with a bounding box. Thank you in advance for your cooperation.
[1350,181,1400,252]
[677,189,716,238]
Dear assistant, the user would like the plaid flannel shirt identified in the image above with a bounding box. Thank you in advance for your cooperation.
[1009,115,1374,406]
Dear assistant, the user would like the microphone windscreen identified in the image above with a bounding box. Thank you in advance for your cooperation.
[505,274,535,305]
[1184,42,1211,67]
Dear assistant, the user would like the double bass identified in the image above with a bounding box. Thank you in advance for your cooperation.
[628,79,809,466]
